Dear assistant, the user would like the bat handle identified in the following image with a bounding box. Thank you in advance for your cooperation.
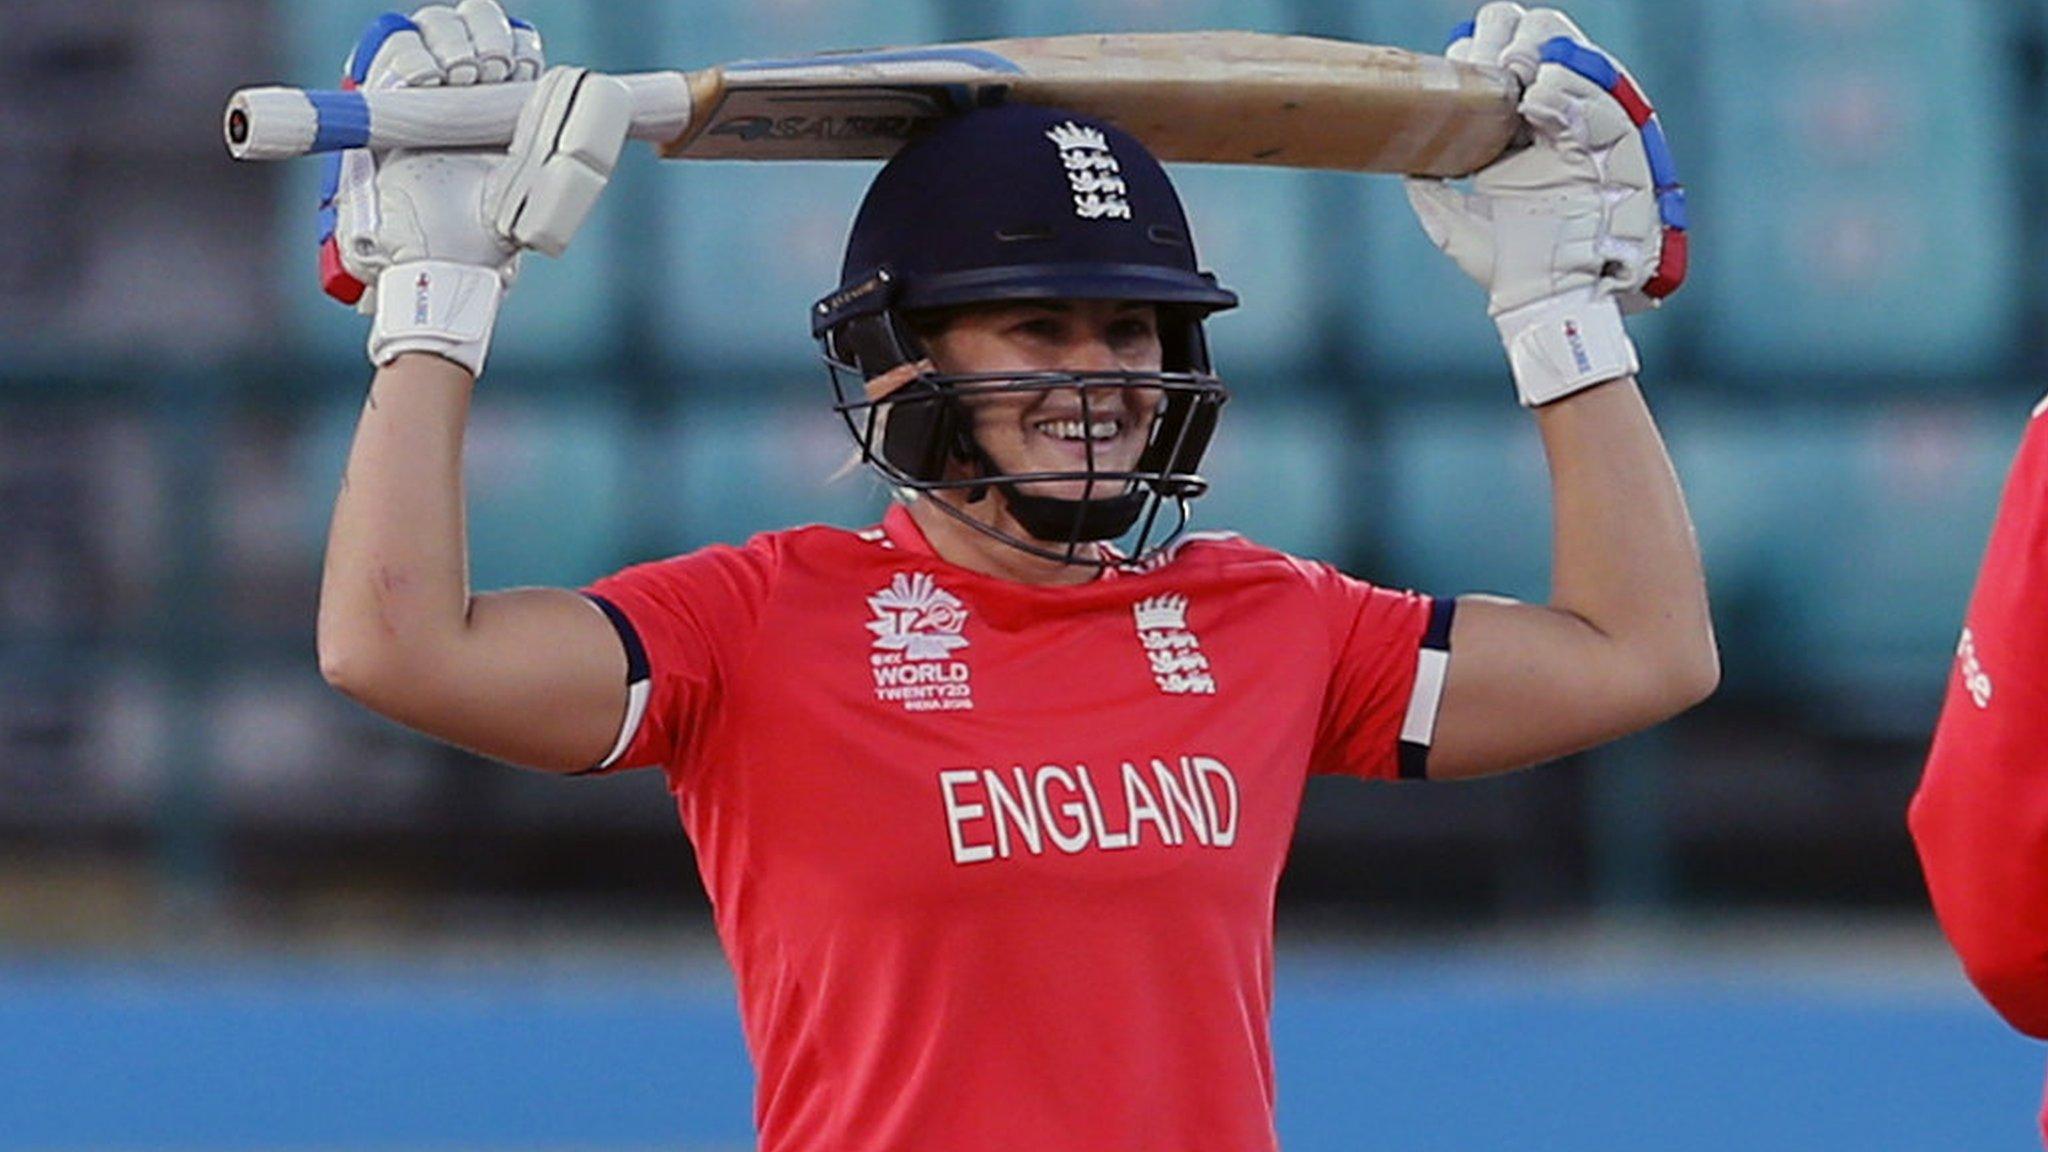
[223,70,698,160]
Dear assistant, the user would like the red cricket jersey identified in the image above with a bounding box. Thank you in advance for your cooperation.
[583,505,1445,1152]
[1908,401,2048,1145]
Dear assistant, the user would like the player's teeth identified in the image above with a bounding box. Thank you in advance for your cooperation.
[1037,419,1120,441]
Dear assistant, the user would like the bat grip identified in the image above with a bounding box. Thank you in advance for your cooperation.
[223,71,696,160]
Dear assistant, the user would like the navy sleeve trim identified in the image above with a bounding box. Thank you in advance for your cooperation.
[1397,597,1457,781]
[586,593,649,682]
[576,593,653,775]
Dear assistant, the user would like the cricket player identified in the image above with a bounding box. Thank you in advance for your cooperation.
[314,2,1715,1148]
[1909,397,2048,1146]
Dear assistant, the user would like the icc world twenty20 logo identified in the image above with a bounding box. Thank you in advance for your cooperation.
[867,573,975,713]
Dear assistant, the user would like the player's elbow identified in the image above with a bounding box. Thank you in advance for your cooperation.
[1632,632,1720,724]
[1664,639,1721,713]
[318,639,470,749]
[316,619,426,716]
[316,632,392,707]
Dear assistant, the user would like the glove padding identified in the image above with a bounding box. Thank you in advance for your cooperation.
[320,2,631,377]
[321,1,540,308]
[1406,3,1687,406]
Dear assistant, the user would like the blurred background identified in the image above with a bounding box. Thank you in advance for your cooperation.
[3,0,2044,1148]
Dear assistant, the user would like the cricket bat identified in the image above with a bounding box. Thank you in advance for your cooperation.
[223,31,1523,177]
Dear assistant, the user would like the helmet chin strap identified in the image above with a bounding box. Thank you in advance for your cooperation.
[998,484,1147,543]
[953,426,1147,546]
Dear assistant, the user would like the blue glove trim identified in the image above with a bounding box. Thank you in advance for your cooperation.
[1641,119,1680,192]
[318,152,343,207]
[1657,188,1689,232]
[1446,19,1477,49]
[1538,36,1620,89]
[1535,37,1687,233]
[348,13,419,85]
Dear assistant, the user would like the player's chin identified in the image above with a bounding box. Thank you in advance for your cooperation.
[1006,475,1140,504]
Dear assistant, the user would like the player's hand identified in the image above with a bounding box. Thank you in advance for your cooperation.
[1404,3,1687,406]
[318,2,631,377]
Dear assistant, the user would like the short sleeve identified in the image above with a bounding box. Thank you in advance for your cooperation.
[577,535,780,775]
[1909,406,2048,1038]
[1301,560,1446,782]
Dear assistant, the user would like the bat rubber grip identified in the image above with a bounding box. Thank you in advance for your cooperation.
[223,72,694,160]
[226,88,323,160]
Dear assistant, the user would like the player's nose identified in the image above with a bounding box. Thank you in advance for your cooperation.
[1055,330,1126,374]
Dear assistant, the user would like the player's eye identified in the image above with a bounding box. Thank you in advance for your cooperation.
[1108,317,1160,354]
[1012,317,1066,341]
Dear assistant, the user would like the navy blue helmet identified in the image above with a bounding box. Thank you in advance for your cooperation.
[814,102,1237,566]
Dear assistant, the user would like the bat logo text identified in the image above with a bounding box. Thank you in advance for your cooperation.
[709,114,928,144]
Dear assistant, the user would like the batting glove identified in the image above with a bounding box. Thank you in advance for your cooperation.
[1405,3,1687,407]
[319,1,631,377]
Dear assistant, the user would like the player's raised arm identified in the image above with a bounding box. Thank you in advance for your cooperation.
[1402,4,1715,780]
[312,3,638,772]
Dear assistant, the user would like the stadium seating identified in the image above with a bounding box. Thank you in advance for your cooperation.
[0,408,160,636]
[1766,404,2017,733]
[1689,0,2017,381]
[1368,402,1553,601]
[1170,170,1327,385]
[641,397,889,553]
[1184,400,1358,562]
[652,161,887,376]
[1654,402,1813,701]
[984,0,1296,35]
[293,392,637,591]
[1371,396,2021,732]
[648,1,940,376]
[0,665,168,829]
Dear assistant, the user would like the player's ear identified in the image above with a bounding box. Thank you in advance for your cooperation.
[899,307,963,372]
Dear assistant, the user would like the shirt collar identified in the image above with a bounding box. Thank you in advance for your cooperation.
[881,502,939,557]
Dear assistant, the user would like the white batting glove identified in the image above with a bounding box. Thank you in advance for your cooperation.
[318,2,631,377]
[1405,3,1688,407]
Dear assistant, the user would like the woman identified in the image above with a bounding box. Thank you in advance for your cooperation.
[316,3,1715,1148]
[1911,395,2048,1146]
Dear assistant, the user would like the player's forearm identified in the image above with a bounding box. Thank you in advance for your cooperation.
[1533,377,1719,712]
[317,352,476,694]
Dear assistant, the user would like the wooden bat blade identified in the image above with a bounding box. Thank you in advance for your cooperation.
[1008,33,1522,175]
[667,33,1522,176]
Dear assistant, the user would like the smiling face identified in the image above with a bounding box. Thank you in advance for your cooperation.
[918,299,1166,505]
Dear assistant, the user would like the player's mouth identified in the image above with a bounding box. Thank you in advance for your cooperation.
[1007,415,1142,504]
[1027,412,1140,471]
[1033,416,1124,444]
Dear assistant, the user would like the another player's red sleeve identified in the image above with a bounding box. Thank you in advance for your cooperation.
[1909,402,2048,1041]
[577,535,780,776]
[1299,559,1442,781]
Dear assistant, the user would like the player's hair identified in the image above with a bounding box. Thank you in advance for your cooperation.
[813,103,1237,567]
